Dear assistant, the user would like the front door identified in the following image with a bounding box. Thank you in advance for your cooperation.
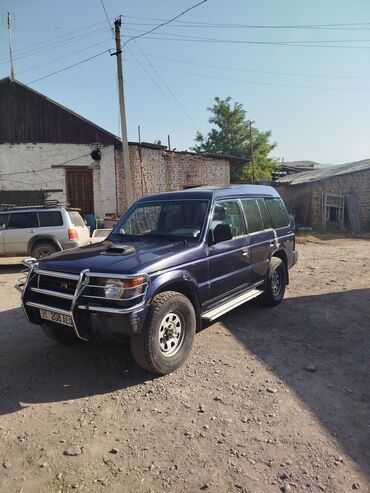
[66,169,94,216]
[0,213,9,256]
[207,200,250,304]
[4,211,38,256]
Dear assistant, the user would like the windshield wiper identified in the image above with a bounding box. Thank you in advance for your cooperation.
[143,232,188,246]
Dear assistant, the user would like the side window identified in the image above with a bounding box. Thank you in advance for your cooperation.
[0,213,9,230]
[38,211,63,227]
[256,198,272,229]
[210,201,246,238]
[7,212,38,230]
[265,198,289,229]
[241,199,263,234]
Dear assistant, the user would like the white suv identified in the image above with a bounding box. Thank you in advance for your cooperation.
[0,206,90,258]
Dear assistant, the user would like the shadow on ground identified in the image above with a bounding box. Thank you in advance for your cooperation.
[221,288,370,479]
[0,307,151,415]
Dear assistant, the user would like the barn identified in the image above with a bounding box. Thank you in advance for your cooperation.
[275,160,370,232]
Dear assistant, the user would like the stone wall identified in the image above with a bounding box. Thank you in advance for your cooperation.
[276,169,370,230]
[116,145,230,212]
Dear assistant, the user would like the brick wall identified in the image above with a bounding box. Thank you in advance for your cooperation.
[116,145,230,212]
[276,169,370,230]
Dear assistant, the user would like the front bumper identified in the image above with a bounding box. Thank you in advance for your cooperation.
[16,261,150,341]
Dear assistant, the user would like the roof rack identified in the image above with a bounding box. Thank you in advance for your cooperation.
[0,199,69,211]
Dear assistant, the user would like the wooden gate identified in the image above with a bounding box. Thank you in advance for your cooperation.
[66,169,94,215]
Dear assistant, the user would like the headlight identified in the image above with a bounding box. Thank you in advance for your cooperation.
[103,279,124,299]
[103,276,146,299]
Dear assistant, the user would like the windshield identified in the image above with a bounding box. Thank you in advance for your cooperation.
[112,200,209,241]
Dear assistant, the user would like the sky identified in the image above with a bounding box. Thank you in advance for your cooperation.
[1,0,370,164]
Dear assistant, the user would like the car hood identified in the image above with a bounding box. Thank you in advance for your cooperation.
[37,239,196,275]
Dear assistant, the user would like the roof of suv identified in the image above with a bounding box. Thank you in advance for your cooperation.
[137,185,279,203]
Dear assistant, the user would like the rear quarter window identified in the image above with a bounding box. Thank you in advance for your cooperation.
[265,198,290,229]
[68,211,86,228]
[38,211,63,227]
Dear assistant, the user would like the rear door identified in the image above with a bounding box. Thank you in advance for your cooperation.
[241,198,275,285]
[4,211,38,255]
[207,200,250,303]
[0,213,9,256]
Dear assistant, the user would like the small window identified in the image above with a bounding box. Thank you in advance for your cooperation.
[210,201,246,238]
[68,211,85,228]
[7,212,38,229]
[265,198,289,229]
[0,213,9,230]
[256,198,272,229]
[38,211,63,227]
[241,199,263,234]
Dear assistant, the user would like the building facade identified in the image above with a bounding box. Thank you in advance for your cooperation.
[275,160,370,232]
[0,77,232,221]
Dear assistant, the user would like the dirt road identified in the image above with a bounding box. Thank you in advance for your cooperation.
[0,239,369,493]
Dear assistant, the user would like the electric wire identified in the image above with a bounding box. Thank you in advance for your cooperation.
[122,0,208,48]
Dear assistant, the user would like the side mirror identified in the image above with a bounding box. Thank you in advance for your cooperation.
[213,223,233,244]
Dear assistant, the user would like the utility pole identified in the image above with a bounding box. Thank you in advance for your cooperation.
[249,120,255,183]
[7,12,15,81]
[113,17,133,207]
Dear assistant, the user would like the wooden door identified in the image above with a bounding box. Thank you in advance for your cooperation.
[66,169,94,215]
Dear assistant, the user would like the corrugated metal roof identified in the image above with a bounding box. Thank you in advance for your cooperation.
[276,159,370,185]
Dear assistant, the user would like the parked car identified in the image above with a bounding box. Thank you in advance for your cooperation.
[16,185,298,374]
[0,204,90,258]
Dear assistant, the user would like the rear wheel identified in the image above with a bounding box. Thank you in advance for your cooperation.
[130,291,196,375]
[260,257,287,307]
[31,241,59,259]
[41,323,82,344]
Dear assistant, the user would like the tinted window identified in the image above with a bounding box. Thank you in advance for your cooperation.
[265,198,289,229]
[241,199,263,233]
[0,213,9,230]
[256,198,272,229]
[210,201,246,238]
[68,211,85,228]
[8,212,38,229]
[38,211,63,227]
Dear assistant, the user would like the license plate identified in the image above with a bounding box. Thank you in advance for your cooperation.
[40,309,73,327]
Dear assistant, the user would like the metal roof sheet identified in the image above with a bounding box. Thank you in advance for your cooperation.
[275,159,370,185]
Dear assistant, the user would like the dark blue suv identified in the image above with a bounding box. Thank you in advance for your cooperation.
[17,185,297,375]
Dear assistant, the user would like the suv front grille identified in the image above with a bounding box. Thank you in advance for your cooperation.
[38,274,78,295]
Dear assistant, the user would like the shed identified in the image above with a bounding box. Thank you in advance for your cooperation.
[275,159,370,232]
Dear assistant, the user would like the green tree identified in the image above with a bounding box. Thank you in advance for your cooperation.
[192,97,277,182]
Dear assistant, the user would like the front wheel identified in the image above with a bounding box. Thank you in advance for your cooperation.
[260,257,287,307]
[130,291,196,375]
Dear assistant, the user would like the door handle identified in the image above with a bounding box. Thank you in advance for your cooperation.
[241,247,250,256]
[269,241,275,247]
[27,229,36,233]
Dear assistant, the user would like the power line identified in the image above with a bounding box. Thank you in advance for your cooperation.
[0,154,92,178]
[17,38,112,75]
[132,41,197,125]
[122,0,208,48]
[145,53,370,80]
[27,49,110,84]
[99,0,115,38]
[127,58,370,92]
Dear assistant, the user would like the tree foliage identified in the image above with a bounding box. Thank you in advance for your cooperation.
[192,97,277,182]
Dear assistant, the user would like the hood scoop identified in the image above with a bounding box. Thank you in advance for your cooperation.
[100,244,136,256]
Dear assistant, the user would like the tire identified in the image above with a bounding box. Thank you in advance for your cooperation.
[31,241,59,259]
[260,257,287,307]
[41,323,82,345]
[130,291,196,375]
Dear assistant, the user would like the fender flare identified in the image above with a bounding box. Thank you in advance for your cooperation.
[27,234,63,254]
[269,248,289,285]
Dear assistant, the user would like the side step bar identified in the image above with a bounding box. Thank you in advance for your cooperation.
[202,288,263,322]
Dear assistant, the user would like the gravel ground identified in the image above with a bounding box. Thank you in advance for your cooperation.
[0,238,369,493]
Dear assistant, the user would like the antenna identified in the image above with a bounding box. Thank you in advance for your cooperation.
[7,12,15,81]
